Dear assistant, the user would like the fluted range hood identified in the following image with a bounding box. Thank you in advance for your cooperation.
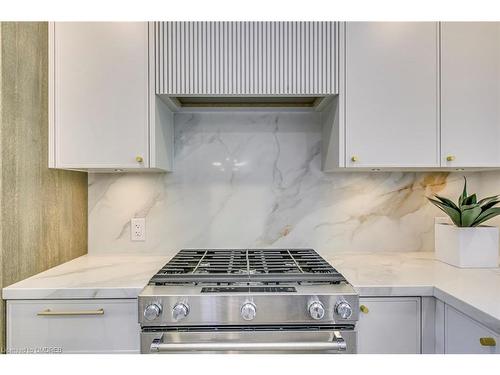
[154,22,340,110]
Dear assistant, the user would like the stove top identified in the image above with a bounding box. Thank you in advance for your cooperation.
[149,248,346,286]
[139,248,358,331]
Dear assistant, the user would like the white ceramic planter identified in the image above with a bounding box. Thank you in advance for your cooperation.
[435,223,499,268]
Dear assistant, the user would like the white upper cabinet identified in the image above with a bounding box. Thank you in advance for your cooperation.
[50,22,500,172]
[441,22,500,168]
[154,22,340,96]
[344,22,439,169]
[323,21,500,171]
[49,22,173,172]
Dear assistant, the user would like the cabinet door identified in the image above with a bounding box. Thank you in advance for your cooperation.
[7,299,140,353]
[445,305,499,354]
[357,297,421,354]
[51,22,149,169]
[441,22,500,167]
[345,22,439,168]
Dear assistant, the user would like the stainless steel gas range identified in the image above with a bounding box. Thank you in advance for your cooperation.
[138,248,359,354]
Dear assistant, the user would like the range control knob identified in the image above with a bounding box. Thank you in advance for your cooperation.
[144,303,162,321]
[172,302,190,321]
[335,301,353,320]
[241,302,257,321]
[308,301,326,320]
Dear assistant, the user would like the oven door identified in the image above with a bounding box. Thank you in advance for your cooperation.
[141,327,356,354]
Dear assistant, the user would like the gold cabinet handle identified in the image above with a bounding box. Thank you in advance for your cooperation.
[479,337,497,347]
[360,305,369,314]
[446,155,455,162]
[37,308,104,316]
[351,156,358,162]
[136,155,144,163]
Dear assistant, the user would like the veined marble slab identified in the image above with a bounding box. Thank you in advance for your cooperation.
[1,255,170,300]
[88,111,500,255]
[328,252,500,333]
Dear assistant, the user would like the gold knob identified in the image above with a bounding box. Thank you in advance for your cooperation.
[135,156,144,163]
[360,305,369,314]
[446,155,455,162]
[480,337,496,347]
[351,156,358,162]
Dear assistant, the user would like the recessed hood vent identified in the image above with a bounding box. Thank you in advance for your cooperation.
[161,95,332,110]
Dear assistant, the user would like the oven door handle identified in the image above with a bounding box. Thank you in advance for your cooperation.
[150,330,347,353]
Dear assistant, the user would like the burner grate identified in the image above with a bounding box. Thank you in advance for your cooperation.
[150,249,345,285]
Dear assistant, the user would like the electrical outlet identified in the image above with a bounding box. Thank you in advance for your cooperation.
[130,218,146,241]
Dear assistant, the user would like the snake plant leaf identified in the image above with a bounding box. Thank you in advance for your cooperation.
[460,205,482,227]
[434,195,460,211]
[459,176,468,207]
[460,203,480,211]
[472,207,500,227]
[472,213,500,227]
[477,195,500,206]
[428,198,462,226]
[480,199,500,211]
[477,207,500,221]
[463,193,477,205]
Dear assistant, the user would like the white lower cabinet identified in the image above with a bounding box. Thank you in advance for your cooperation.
[357,297,422,354]
[6,299,140,354]
[444,304,499,354]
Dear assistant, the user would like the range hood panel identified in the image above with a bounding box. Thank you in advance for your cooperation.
[154,22,340,97]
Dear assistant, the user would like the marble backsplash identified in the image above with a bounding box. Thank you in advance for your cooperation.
[88,111,500,256]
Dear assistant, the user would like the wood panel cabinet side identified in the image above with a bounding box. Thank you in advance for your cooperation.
[0,22,88,353]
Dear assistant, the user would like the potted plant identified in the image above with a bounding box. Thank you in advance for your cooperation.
[428,177,500,268]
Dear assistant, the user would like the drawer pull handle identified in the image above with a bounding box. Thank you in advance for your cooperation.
[37,308,104,316]
[360,305,369,314]
[479,337,496,347]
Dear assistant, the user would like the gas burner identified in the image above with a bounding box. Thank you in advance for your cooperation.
[149,248,346,286]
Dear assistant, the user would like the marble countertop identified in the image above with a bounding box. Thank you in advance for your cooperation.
[327,252,500,333]
[1,255,169,299]
[3,251,500,332]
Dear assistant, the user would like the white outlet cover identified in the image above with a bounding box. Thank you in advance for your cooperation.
[130,217,146,241]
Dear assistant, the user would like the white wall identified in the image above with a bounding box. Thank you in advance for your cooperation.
[88,111,500,256]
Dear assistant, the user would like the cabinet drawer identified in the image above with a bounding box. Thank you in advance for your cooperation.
[357,297,421,354]
[6,299,140,354]
[445,305,499,354]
